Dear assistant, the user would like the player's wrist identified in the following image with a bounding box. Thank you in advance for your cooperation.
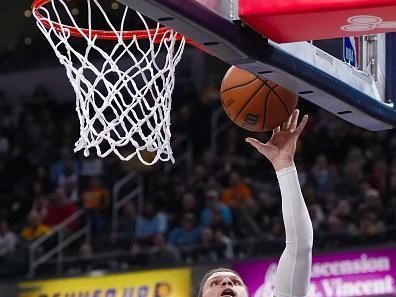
[272,158,295,171]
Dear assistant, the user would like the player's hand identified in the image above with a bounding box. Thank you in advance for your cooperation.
[245,109,308,171]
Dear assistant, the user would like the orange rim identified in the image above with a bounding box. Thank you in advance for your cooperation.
[31,0,184,41]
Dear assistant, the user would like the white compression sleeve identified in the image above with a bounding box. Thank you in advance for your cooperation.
[273,166,313,297]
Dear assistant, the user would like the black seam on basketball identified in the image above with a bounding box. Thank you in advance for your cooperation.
[233,81,266,121]
[271,85,293,116]
[262,84,275,130]
[261,79,271,87]
[221,77,259,95]
[262,80,279,94]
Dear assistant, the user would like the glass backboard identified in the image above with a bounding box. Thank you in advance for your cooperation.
[118,0,396,131]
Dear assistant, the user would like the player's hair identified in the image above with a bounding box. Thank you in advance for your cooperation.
[197,268,243,297]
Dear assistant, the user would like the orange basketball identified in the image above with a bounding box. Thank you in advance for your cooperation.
[220,66,298,132]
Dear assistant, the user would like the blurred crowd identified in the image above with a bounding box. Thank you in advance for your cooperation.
[1,71,396,278]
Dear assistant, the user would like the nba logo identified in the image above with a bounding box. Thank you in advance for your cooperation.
[343,36,360,68]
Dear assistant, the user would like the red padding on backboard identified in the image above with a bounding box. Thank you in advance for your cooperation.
[239,0,396,43]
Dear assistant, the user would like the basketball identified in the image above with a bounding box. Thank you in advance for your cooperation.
[220,66,298,132]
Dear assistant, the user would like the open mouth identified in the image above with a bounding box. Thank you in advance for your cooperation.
[221,289,236,297]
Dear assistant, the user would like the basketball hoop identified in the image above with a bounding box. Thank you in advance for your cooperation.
[31,0,186,165]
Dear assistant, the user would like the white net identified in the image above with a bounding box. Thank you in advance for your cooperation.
[32,0,185,165]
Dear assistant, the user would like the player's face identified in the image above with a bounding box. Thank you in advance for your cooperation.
[202,271,248,297]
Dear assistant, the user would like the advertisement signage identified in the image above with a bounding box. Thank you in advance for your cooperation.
[234,248,396,297]
[19,267,191,297]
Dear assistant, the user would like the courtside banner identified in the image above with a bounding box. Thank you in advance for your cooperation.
[234,248,396,297]
[18,267,191,297]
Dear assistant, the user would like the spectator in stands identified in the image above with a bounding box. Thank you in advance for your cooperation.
[333,199,354,223]
[310,154,334,194]
[197,227,221,262]
[169,213,201,247]
[149,234,180,264]
[321,214,350,248]
[222,126,247,160]
[20,212,49,242]
[43,186,77,230]
[253,192,279,235]
[174,192,201,223]
[135,200,167,246]
[200,190,232,228]
[30,190,49,222]
[361,188,386,218]
[49,147,79,187]
[200,77,220,108]
[31,179,48,202]
[33,166,51,193]
[351,210,385,243]
[339,158,365,197]
[221,171,253,208]
[82,177,110,212]
[82,176,110,233]
[113,201,137,249]
[302,184,317,205]
[221,171,259,237]
[266,218,285,241]
[169,213,201,261]
[0,220,17,260]
[213,227,233,260]
[190,164,211,194]
[6,186,31,225]
[369,159,390,196]
[345,147,366,171]
[322,191,341,214]
[201,149,222,176]
[205,176,223,194]
[57,166,79,204]
[169,176,188,203]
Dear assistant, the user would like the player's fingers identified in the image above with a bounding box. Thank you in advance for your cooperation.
[285,112,293,130]
[282,121,287,131]
[289,109,299,131]
[273,126,281,134]
[295,114,308,135]
[245,137,264,150]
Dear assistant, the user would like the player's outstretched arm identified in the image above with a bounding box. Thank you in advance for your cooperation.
[246,110,313,297]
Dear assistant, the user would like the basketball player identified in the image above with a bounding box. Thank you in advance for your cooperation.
[198,109,313,297]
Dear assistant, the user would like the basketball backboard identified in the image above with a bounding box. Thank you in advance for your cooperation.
[118,0,396,131]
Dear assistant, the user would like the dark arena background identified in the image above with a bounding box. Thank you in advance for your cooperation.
[1,1,396,297]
